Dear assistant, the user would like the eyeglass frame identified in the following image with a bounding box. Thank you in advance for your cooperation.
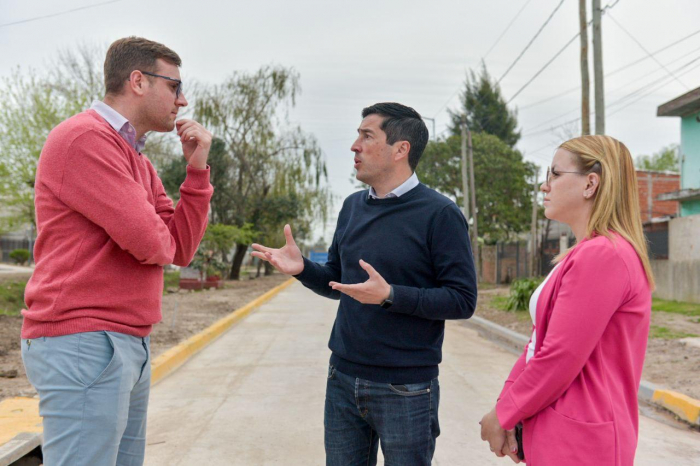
[135,70,183,99]
[544,166,588,188]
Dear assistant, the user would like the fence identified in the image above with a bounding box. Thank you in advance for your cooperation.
[1,237,31,263]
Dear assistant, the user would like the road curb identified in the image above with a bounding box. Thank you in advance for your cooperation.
[151,277,295,385]
[463,315,700,427]
[0,277,296,465]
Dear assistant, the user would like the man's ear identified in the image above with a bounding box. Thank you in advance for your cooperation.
[393,140,411,163]
[127,70,147,96]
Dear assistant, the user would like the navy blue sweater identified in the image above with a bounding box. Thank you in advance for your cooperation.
[295,183,477,383]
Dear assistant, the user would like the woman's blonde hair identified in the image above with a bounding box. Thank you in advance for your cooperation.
[555,135,655,289]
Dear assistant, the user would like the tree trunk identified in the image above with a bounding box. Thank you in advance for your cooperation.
[229,243,248,280]
[264,261,274,276]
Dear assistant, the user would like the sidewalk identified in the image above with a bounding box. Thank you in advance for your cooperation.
[145,282,700,465]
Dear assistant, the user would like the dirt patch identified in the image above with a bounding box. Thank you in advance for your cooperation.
[0,273,289,401]
[476,287,700,401]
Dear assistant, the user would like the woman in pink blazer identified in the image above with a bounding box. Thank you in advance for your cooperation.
[480,135,654,465]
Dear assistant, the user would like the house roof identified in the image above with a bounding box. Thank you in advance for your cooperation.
[657,86,700,117]
[657,188,700,202]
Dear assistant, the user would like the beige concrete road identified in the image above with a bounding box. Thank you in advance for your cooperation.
[145,282,700,465]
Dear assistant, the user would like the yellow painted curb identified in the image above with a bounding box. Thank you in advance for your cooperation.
[0,277,296,453]
[150,277,296,385]
[652,389,700,425]
[0,397,41,446]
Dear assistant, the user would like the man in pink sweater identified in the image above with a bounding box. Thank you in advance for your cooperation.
[20,37,214,466]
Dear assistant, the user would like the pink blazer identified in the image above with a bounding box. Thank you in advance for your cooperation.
[496,234,651,465]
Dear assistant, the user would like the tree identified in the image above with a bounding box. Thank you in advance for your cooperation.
[635,144,679,172]
[162,66,331,279]
[448,64,521,148]
[417,133,536,243]
[0,44,179,233]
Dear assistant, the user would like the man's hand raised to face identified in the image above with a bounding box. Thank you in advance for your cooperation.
[251,224,304,276]
[176,119,212,170]
[329,260,391,305]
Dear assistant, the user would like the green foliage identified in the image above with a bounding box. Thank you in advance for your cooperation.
[0,280,27,316]
[448,64,521,148]
[163,270,180,293]
[9,249,30,265]
[649,325,698,340]
[651,298,700,317]
[490,295,510,311]
[635,144,679,172]
[0,44,179,232]
[418,132,537,243]
[506,277,544,312]
[161,65,332,279]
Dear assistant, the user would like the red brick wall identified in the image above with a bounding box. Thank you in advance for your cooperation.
[636,171,680,223]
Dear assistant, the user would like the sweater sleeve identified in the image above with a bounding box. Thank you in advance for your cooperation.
[150,162,213,267]
[495,243,631,430]
[58,131,211,266]
[294,228,342,300]
[389,203,477,320]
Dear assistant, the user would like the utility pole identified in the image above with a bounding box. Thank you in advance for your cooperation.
[592,0,605,134]
[461,116,470,220]
[579,0,591,135]
[467,122,479,279]
[530,172,539,277]
[423,117,436,141]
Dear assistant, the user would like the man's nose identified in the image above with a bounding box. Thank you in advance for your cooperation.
[177,92,188,107]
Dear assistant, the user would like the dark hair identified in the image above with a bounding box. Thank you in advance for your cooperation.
[361,102,429,171]
[104,37,182,95]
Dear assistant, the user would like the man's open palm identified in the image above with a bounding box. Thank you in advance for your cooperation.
[251,224,304,276]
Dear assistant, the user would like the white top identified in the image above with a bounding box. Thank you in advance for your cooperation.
[368,172,419,199]
[526,264,559,363]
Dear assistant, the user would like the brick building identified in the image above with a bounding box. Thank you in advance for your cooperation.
[636,170,680,224]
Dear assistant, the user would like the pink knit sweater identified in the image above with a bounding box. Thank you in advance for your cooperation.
[496,234,651,465]
[22,110,213,338]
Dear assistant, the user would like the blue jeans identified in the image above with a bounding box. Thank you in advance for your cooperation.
[21,331,151,466]
[324,365,440,466]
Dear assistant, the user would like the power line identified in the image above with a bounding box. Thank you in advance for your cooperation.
[520,35,700,111]
[524,49,700,133]
[521,56,700,138]
[483,0,534,60]
[507,31,581,104]
[497,0,566,84]
[606,12,689,91]
[0,0,121,28]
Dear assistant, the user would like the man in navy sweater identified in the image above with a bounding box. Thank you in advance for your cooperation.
[252,102,477,465]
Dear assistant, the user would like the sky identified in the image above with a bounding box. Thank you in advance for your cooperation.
[2,0,700,242]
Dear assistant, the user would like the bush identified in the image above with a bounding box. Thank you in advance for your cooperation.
[506,277,544,312]
[9,249,30,266]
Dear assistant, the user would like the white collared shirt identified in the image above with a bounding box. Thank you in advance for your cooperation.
[90,100,147,153]
[368,172,420,199]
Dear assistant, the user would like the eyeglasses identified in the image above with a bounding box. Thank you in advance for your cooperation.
[545,166,587,188]
[139,71,183,99]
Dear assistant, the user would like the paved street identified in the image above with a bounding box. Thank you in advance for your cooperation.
[145,282,700,465]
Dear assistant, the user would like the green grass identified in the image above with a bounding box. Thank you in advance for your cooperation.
[163,270,181,293]
[649,325,698,340]
[652,298,700,317]
[491,296,510,311]
[0,280,28,316]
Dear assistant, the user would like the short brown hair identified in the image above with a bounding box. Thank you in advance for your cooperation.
[104,37,182,95]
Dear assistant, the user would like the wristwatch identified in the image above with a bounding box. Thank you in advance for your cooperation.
[380,286,394,309]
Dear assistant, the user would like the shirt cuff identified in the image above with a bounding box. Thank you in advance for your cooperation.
[495,391,525,431]
[388,284,418,315]
[183,164,212,189]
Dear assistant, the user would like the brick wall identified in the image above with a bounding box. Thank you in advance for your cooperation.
[636,171,680,223]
